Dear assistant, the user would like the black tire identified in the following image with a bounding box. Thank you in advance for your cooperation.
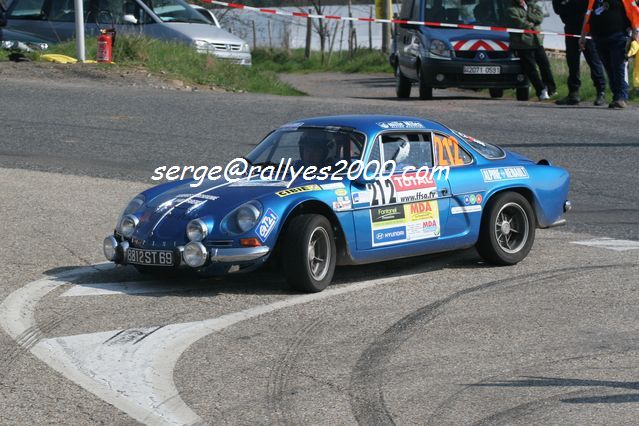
[282,214,336,293]
[516,86,530,101]
[417,66,433,100]
[476,192,536,265]
[395,66,411,99]
[489,88,504,98]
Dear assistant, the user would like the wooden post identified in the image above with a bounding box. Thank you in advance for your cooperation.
[369,6,373,51]
[267,20,272,49]
[305,9,312,59]
[252,20,256,50]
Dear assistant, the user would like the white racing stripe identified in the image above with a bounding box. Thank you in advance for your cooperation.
[0,264,422,425]
[571,238,639,252]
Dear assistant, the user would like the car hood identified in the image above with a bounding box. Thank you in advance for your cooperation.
[162,23,246,45]
[134,178,294,242]
[2,28,55,44]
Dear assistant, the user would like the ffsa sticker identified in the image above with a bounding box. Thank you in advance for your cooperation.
[256,208,278,242]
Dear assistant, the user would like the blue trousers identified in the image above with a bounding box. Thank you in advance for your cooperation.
[594,32,630,101]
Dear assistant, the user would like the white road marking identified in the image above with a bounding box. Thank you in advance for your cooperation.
[0,263,423,425]
[61,281,208,297]
[572,238,639,252]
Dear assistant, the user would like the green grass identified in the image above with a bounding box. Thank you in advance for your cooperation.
[32,36,303,96]
[252,47,393,74]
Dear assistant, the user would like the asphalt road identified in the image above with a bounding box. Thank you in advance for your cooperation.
[0,73,638,425]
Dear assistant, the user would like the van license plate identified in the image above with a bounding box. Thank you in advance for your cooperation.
[463,66,501,75]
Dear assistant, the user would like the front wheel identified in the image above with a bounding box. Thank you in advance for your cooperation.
[417,66,433,100]
[282,214,336,292]
[516,86,530,101]
[476,192,536,265]
[395,66,411,98]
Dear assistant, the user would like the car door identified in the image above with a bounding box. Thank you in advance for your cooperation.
[396,0,421,80]
[431,130,480,239]
[351,131,451,250]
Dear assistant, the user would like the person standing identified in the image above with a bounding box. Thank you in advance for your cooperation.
[553,0,607,105]
[508,0,557,100]
[581,0,639,108]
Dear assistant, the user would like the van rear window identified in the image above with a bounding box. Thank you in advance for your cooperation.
[424,0,508,26]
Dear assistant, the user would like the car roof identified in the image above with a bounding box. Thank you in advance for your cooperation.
[281,115,452,135]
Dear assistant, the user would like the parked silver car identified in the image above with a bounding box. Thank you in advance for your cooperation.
[6,0,251,65]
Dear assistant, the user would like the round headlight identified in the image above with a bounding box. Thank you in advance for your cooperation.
[183,242,208,268]
[187,219,208,242]
[119,214,139,238]
[236,204,261,232]
[103,236,118,261]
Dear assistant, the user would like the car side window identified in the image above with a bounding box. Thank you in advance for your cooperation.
[44,0,89,22]
[399,0,414,20]
[433,132,472,166]
[381,132,434,172]
[7,0,47,19]
[89,0,154,25]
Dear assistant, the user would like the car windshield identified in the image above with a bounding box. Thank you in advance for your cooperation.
[141,0,208,23]
[246,127,365,170]
[426,0,507,26]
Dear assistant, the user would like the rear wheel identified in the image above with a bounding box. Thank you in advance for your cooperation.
[476,192,535,265]
[489,88,504,98]
[395,66,411,98]
[516,86,530,101]
[417,66,433,100]
[282,214,336,293]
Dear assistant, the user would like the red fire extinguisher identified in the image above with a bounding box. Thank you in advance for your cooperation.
[97,29,114,63]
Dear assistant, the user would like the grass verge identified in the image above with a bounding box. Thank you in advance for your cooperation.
[31,36,303,96]
[252,47,393,74]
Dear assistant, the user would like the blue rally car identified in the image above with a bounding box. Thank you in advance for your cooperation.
[103,115,571,292]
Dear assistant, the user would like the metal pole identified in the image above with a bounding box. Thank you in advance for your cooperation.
[74,0,85,62]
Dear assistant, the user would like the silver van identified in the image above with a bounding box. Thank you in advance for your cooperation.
[6,0,251,65]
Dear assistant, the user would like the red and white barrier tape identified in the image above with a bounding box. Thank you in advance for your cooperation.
[204,0,583,39]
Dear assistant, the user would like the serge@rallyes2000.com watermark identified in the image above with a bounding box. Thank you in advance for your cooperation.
[151,158,450,188]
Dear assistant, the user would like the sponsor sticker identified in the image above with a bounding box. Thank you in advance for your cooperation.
[320,182,345,190]
[276,184,322,197]
[352,191,371,205]
[332,196,352,212]
[481,166,529,182]
[367,172,438,207]
[376,120,425,129]
[374,226,407,244]
[256,208,278,242]
[451,205,482,214]
[371,199,440,246]
[335,188,348,197]
[476,194,483,204]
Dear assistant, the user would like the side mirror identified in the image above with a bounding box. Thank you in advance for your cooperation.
[123,14,138,24]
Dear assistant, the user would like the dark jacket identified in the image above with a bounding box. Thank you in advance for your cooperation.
[552,0,587,32]
[508,0,545,49]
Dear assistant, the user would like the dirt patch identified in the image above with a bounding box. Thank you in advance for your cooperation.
[0,60,227,92]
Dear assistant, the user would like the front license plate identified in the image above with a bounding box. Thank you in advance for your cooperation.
[126,248,174,266]
[463,66,501,75]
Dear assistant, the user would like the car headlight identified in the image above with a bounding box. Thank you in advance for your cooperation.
[119,214,139,238]
[186,218,208,242]
[429,39,451,58]
[221,201,262,235]
[193,39,211,50]
[116,195,144,234]
[183,242,208,268]
[242,42,250,52]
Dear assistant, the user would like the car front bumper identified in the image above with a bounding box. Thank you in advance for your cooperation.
[196,49,252,66]
[421,57,527,89]
[103,235,270,272]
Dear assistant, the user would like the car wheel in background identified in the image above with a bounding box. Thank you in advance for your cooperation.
[476,192,536,265]
[417,67,433,100]
[395,67,412,99]
[282,214,336,293]
[516,86,530,101]
[489,88,504,98]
